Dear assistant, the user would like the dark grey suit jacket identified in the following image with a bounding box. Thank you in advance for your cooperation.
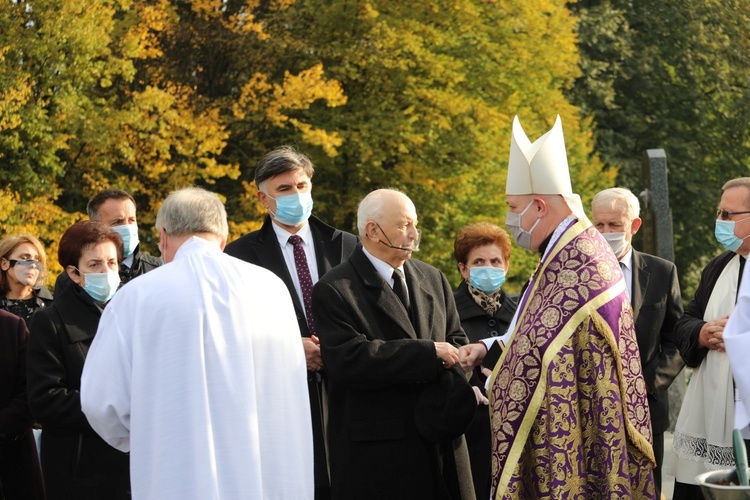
[224,214,358,491]
[630,250,685,434]
[312,246,474,500]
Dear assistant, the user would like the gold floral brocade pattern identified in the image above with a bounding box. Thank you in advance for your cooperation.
[489,222,655,499]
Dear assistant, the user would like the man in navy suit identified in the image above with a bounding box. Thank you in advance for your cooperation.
[224,146,358,500]
[592,187,685,497]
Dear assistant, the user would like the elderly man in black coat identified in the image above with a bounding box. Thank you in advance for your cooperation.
[312,188,478,500]
[591,187,684,497]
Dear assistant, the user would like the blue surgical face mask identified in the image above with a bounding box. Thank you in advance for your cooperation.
[266,192,313,226]
[505,200,540,250]
[78,269,121,303]
[715,218,750,252]
[111,224,139,258]
[468,266,506,295]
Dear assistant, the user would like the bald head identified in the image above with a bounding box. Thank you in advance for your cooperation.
[358,189,420,268]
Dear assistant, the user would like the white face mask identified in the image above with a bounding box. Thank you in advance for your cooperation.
[505,200,540,250]
[602,232,629,258]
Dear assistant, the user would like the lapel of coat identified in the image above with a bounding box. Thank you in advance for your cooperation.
[404,260,435,341]
[352,249,416,340]
[251,217,305,316]
[631,250,649,323]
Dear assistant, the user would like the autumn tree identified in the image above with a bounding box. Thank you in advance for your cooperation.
[569,0,750,295]
[1,0,614,289]
[246,0,613,286]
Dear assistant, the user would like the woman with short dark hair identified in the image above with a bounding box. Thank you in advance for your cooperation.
[26,220,130,499]
[453,222,517,500]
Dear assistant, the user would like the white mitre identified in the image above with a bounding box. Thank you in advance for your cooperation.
[506,115,586,220]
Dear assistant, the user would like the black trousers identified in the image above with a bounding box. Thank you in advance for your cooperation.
[653,432,664,497]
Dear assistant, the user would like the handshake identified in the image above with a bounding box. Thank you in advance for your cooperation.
[436,341,498,372]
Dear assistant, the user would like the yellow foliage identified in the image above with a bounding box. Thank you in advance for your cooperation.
[0,188,82,287]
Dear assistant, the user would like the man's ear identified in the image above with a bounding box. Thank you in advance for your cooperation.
[365,221,380,241]
[630,217,643,236]
[257,190,268,206]
[534,197,548,218]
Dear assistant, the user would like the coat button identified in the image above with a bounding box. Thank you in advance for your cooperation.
[488,319,496,327]
[490,331,498,336]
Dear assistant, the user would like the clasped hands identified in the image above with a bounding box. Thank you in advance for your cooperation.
[303,335,324,371]
[699,315,729,352]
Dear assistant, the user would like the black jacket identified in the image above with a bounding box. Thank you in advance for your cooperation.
[0,286,54,324]
[629,250,685,434]
[313,247,475,500]
[674,250,740,368]
[27,284,129,500]
[0,309,45,499]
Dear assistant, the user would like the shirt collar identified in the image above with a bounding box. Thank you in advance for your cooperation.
[272,220,313,248]
[620,247,634,270]
[362,246,405,285]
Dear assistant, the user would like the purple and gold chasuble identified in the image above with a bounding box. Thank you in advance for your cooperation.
[489,219,655,499]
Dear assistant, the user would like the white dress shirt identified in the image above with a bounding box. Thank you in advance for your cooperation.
[271,221,319,319]
[619,247,633,299]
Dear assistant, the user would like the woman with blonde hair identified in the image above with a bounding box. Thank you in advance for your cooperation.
[0,235,53,323]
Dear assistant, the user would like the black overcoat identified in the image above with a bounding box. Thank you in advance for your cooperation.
[26,284,129,500]
[313,247,476,500]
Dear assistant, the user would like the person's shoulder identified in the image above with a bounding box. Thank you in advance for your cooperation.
[309,216,358,242]
[407,258,443,277]
[633,250,676,270]
[690,250,736,279]
[35,285,54,302]
[224,227,266,259]
[138,252,163,269]
[0,307,24,327]
[224,252,274,276]
[317,257,356,285]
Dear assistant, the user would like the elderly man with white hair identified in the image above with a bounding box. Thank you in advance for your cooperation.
[591,187,684,498]
[312,188,478,500]
[81,186,313,499]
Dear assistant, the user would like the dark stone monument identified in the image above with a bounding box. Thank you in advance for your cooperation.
[639,149,684,433]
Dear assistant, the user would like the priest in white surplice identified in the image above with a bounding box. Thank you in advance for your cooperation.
[81,187,313,500]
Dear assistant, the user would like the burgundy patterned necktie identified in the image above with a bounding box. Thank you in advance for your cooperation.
[288,235,316,335]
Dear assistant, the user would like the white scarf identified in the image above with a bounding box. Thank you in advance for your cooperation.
[666,254,739,483]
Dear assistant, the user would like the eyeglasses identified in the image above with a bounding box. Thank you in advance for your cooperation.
[717,209,750,221]
[8,259,41,269]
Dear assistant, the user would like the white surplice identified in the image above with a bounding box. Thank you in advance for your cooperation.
[665,254,739,482]
[725,258,750,436]
[81,237,313,500]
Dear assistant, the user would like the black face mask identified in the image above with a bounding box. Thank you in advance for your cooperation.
[375,222,421,252]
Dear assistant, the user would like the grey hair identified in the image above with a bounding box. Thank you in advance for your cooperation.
[591,187,641,220]
[255,146,315,192]
[356,188,408,237]
[155,187,228,239]
[723,178,750,208]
